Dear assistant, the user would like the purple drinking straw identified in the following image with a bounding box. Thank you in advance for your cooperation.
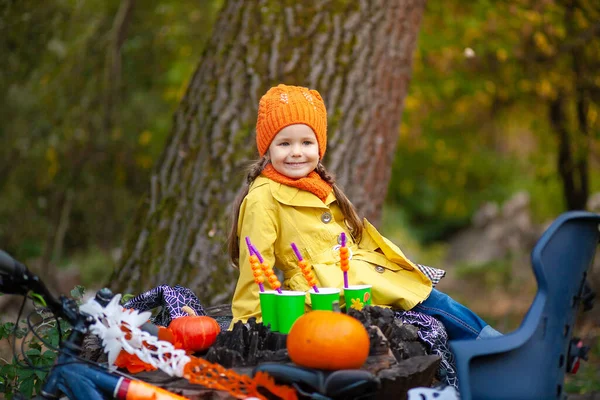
[251,244,282,294]
[245,237,264,292]
[291,243,319,293]
[340,232,349,288]
[251,244,263,262]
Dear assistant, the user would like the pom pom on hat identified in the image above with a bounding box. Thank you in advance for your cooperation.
[256,84,327,158]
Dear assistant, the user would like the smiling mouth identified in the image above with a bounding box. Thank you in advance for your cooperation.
[285,162,307,167]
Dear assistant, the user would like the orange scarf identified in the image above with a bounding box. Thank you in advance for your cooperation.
[261,164,333,202]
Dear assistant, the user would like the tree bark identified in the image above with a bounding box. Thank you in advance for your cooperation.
[110,0,425,304]
[548,1,591,211]
[570,6,590,210]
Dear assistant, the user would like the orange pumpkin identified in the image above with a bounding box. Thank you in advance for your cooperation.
[168,314,221,352]
[287,310,370,370]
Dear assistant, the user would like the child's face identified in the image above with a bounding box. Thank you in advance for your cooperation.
[267,124,320,179]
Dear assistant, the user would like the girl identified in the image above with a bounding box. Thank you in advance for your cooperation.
[228,84,500,341]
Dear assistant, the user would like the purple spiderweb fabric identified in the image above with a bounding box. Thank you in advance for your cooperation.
[123,284,206,327]
[394,310,458,389]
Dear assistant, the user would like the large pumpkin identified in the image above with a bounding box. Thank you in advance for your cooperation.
[168,312,221,353]
[287,310,370,370]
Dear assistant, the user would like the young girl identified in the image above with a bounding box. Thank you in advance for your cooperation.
[228,84,500,341]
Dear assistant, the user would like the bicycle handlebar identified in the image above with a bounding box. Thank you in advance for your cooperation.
[0,249,74,323]
[0,249,183,399]
[0,249,27,280]
[0,249,161,335]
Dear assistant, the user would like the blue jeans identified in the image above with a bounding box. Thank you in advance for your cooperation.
[413,289,501,340]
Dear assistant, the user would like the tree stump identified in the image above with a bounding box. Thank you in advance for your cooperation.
[82,305,441,399]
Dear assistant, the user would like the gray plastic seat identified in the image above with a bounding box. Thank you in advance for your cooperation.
[449,211,600,400]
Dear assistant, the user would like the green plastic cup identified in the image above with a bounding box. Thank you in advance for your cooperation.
[343,284,373,311]
[274,290,306,334]
[309,288,341,311]
[259,290,279,332]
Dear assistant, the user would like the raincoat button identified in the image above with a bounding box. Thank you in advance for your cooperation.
[321,212,332,224]
[375,266,385,273]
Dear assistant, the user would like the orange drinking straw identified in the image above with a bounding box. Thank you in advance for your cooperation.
[251,244,282,294]
[245,237,265,292]
[291,243,318,292]
[339,232,350,288]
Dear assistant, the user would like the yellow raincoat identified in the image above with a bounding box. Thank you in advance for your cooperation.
[231,176,432,325]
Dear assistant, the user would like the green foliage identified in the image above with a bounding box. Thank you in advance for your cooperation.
[388,136,519,242]
[380,204,447,266]
[70,285,86,301]
[0,288,84,397]
[0,0,222,269]
[2,0,597,277]
[0,322,28,341]
[454,258,514,290]
[64,247,116,289]
[121,293,136,303]
[390,0,600,240]
[0,315,70,398]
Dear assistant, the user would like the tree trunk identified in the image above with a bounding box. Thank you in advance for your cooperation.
[110,0,425,304]
[103,0,136,136]
[548,2,591,211]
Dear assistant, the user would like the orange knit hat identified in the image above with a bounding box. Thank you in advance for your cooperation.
[256,84,327,158]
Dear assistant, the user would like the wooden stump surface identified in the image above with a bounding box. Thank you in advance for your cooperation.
[82,305,442,399]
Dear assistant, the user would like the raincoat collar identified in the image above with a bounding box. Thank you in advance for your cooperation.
[251,176,336,208]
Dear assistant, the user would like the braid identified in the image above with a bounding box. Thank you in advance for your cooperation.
[315,162,363,243]
[315,162,335,185]
[228,156,269,268]
[246,157,269,184]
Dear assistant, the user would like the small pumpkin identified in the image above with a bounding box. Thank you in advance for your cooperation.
[168,306,221,352]
[287,310,370,370]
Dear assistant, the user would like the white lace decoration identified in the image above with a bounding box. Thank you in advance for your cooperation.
[407,386,459,400]
[80,294,191,377]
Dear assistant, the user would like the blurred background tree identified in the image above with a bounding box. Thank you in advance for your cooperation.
[110,0,426,301]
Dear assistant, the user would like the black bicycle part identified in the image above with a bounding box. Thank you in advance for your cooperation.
[0,249,121,398]
[253,363,380,400]
[0,250,64,320]
[581,280,596,312]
